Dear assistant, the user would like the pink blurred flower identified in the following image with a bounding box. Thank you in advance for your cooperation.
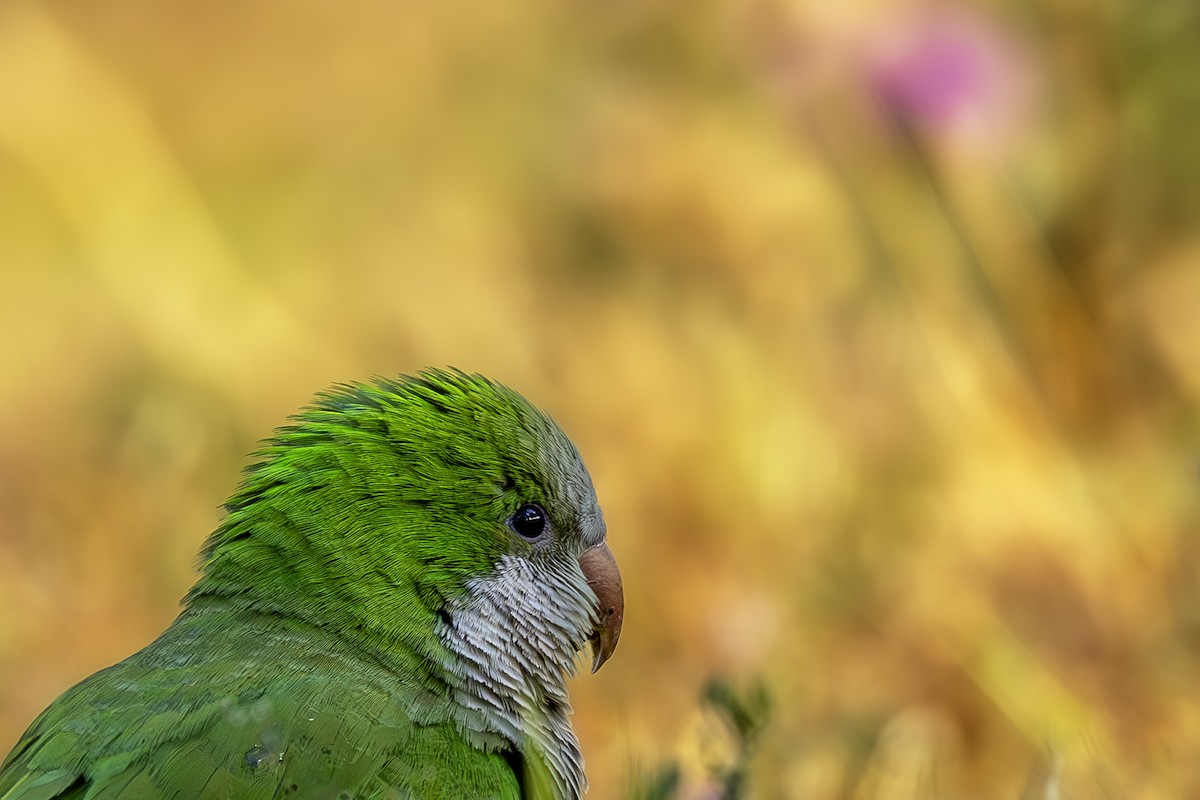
[864,7,1033,145]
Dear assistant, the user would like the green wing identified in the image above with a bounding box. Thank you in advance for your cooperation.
[0,613,522,800]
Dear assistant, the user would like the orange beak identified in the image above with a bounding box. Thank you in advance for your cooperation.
[578,542,624,672]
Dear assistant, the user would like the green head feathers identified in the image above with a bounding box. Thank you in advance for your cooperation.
[189,370,611,648]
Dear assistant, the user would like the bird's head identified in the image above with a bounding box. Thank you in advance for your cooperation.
[191,370,622,792]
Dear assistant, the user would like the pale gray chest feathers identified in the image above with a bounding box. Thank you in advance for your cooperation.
[439,553,599,800]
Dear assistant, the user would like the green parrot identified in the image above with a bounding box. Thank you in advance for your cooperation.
[0,370,624,800]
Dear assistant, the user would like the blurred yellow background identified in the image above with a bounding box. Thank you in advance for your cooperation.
[1,0,1199,797]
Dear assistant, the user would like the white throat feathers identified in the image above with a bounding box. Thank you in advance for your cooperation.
[439,553,599,800]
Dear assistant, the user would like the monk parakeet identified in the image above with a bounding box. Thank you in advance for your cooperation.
[0,370,624,800]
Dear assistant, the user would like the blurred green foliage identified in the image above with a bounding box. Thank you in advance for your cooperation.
[630,680,769,800]
[1,0,1198,797]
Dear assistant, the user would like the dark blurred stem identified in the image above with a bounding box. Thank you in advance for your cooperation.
[890,112,1040,382]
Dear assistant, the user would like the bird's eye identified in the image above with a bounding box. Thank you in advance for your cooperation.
[511,503,548,540]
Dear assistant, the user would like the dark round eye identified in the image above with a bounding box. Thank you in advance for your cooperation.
[511,503,547,540]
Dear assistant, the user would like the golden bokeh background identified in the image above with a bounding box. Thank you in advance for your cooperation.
[1,0,1199,797]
